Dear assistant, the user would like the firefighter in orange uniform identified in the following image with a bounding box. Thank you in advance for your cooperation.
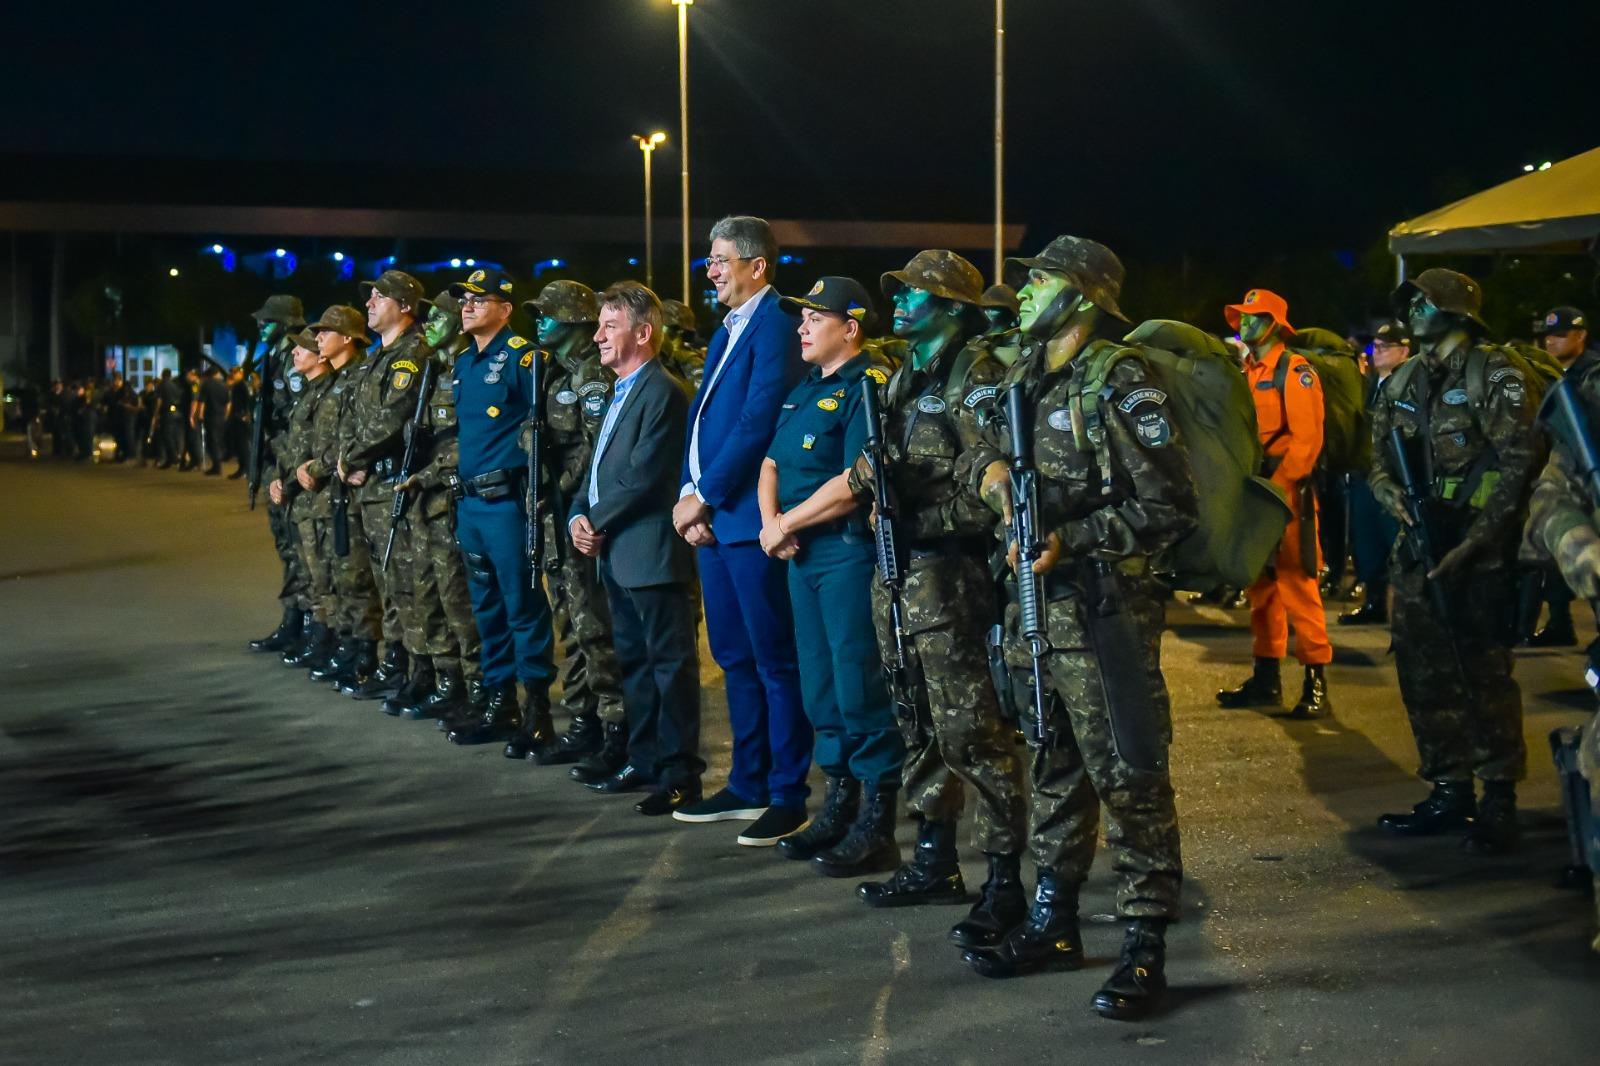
[1216,289,1333,718]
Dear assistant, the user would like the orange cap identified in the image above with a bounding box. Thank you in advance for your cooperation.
[1224,288,1294,334]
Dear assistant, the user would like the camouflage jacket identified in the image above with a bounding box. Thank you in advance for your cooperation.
[1523,358,1600,573]
[342,327,430,476]
[545,340,614,496]
[848,334,1004,545]
[1369,341,1540,563]
[265,337,301,455]
[276,372,336,497]
[974,337,1198,563]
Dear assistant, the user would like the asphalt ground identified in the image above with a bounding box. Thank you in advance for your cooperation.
[2,440,1597,1065]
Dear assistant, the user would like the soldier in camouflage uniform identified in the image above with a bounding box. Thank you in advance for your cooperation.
[660,298,706,388]
[964,236,1194,1023]
[247,295,311,654]
[335,270,431,700]
[845,250,1026,917]
[1522,356,1600,952]
[980,283,1020,339]
[270,326,337,666]
[520,280,625,765]
[1369,268,1539,854]
[390,291,486,724]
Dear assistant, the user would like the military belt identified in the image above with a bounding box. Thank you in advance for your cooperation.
[461,467,521,501]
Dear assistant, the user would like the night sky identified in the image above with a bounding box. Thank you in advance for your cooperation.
[5,1,1596,258]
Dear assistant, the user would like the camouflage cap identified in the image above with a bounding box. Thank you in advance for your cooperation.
[1003,235,1127,321]
[523,280,599,325]
[880,249,987,307]
[981,283,1020,315]
[662,299,698,335]
[358,269,426,313]
[287,327,323,354]
[250,294,306,327]
[308,305,371,346]
[1391,268,1489,331]
[430,289,463,318]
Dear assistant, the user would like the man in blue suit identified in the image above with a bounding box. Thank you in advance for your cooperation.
[670,215,812,847]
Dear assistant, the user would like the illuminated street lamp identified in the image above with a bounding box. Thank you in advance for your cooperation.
[994,0,1005,282]
[672,0,693,302]
[634,132,668,288]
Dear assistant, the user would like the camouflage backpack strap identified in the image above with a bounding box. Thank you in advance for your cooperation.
[1465,345,1490,417]
[1077,339,1133,497]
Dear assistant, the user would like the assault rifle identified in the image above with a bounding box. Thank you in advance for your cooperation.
[1001,383,1051,744]
[382,352,438,571]
[860,376,918,731]
[525,348,546,589]
[246,335,273,509]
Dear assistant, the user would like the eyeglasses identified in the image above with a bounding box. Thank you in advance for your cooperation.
[706,255,751,269]
[460,294,506,308]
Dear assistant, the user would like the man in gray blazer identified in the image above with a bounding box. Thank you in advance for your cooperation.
[569,282,704,815]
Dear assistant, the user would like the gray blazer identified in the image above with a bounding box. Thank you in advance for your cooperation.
[568,358,695,589]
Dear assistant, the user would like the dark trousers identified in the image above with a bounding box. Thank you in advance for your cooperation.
[203,417,225,469]
[1347,473,1399,596]
[454,495,555,690]
[698,539,810,807]
[601,564,704,788]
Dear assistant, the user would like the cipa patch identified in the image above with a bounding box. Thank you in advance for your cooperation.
[1117,387,1166,413]
[582,394,605,416]
[1135,410,1171,447]
[916,396,946,415]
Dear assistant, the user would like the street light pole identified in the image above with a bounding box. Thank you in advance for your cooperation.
[634,132,667,289]
[673,0,693,303]
[994,0,1005,283]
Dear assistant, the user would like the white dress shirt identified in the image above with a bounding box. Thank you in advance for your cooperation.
[682,283,773,500]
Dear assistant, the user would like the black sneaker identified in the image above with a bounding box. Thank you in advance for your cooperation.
[737,805,809,847]
[671,787,767,824]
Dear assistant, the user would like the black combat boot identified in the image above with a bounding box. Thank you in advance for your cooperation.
[448,681,522,745]
[505,689,559,762]
[1216,657,1281,708]
[948,852,1027,949]
[1530,611,1577,648]
[327,639,378,690]
[1377,781,1476,836]
[280,617,324,666]
[963,869,1082,977]
[382,659,436,717]
[570,721,628,784]
[813,785,900,878]
[437,678,487,732]
[248,606,301,653]
[308,633,353,681]
[406,669,461,721]
[546,712,604,765]
[1338,591,1387,626]
[343,643,407,699]
[856,817,966,906]
[1091,918,1168,1021]
[1288,664,1331,719]
[1462,781,1520,854]
[778,776,860,861]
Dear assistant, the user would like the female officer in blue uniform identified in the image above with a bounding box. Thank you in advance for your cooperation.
[757,276,906,877]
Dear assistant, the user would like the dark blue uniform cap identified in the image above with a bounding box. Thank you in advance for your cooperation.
[1535,306,1588,336]
[779,276,879,334]
[449,267,518,303]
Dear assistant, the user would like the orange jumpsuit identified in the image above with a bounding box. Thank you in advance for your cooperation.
[1243,343,1332,665]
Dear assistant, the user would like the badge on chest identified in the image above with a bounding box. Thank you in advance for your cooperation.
[916,395,946,415]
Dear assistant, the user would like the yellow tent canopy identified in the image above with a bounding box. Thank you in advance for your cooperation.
[1389,146,1600,255]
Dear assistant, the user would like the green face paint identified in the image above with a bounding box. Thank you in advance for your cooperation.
[536,315,567,347]
[259,321,283,345]
[1237,312,1276,346]
[1017,269,1085,338]
[1408,294,1452,340]
[423,306,459,349]
[892,286,962,371]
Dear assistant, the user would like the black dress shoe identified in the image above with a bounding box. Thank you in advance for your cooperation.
[587,763,652,794]
[1337,602,1387,626]
[636,785,702,816]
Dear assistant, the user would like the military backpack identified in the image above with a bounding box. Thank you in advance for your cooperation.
[1282,327,1369,476]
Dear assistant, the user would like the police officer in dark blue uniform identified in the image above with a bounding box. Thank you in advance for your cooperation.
[757,277,906,872]
[445,268,558,749]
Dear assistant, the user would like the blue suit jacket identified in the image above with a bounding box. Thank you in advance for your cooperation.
[681,288,806,544]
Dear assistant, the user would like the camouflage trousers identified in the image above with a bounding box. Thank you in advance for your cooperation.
[872,552,1024,855]
[327,493,382,641]
[1391,561,1526,783]
[267,496,310,611]
[544,512,624,724]
[1009,576,1182,919]
[409,489,481,681]
[358,486,406,648]
[292,493,336,626]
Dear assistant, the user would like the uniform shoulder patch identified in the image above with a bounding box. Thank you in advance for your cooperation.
[507,336,529,349]
[1488,366,1523,384]
[1134,409,1172,448]
[391,359,420,374]
[577,380,610,397]
[963,384,998,409]
[916,395,947,415]
[865,367,888,385]
[1116,387,1167,413]
[390,370,413,390]
[519,352,533,368]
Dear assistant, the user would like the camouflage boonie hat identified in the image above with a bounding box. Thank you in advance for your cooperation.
[430,289,462,318]
[982,283,1020,315]
[250,294,306,327]
[1003,235,1127,321]
[1391,268,1489,331]
[881,249,987,306]
[523,280,599,324]
[287,327,322,353]
[663,299,698,335]
[308,305,371,346]
[358,269,426,312]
